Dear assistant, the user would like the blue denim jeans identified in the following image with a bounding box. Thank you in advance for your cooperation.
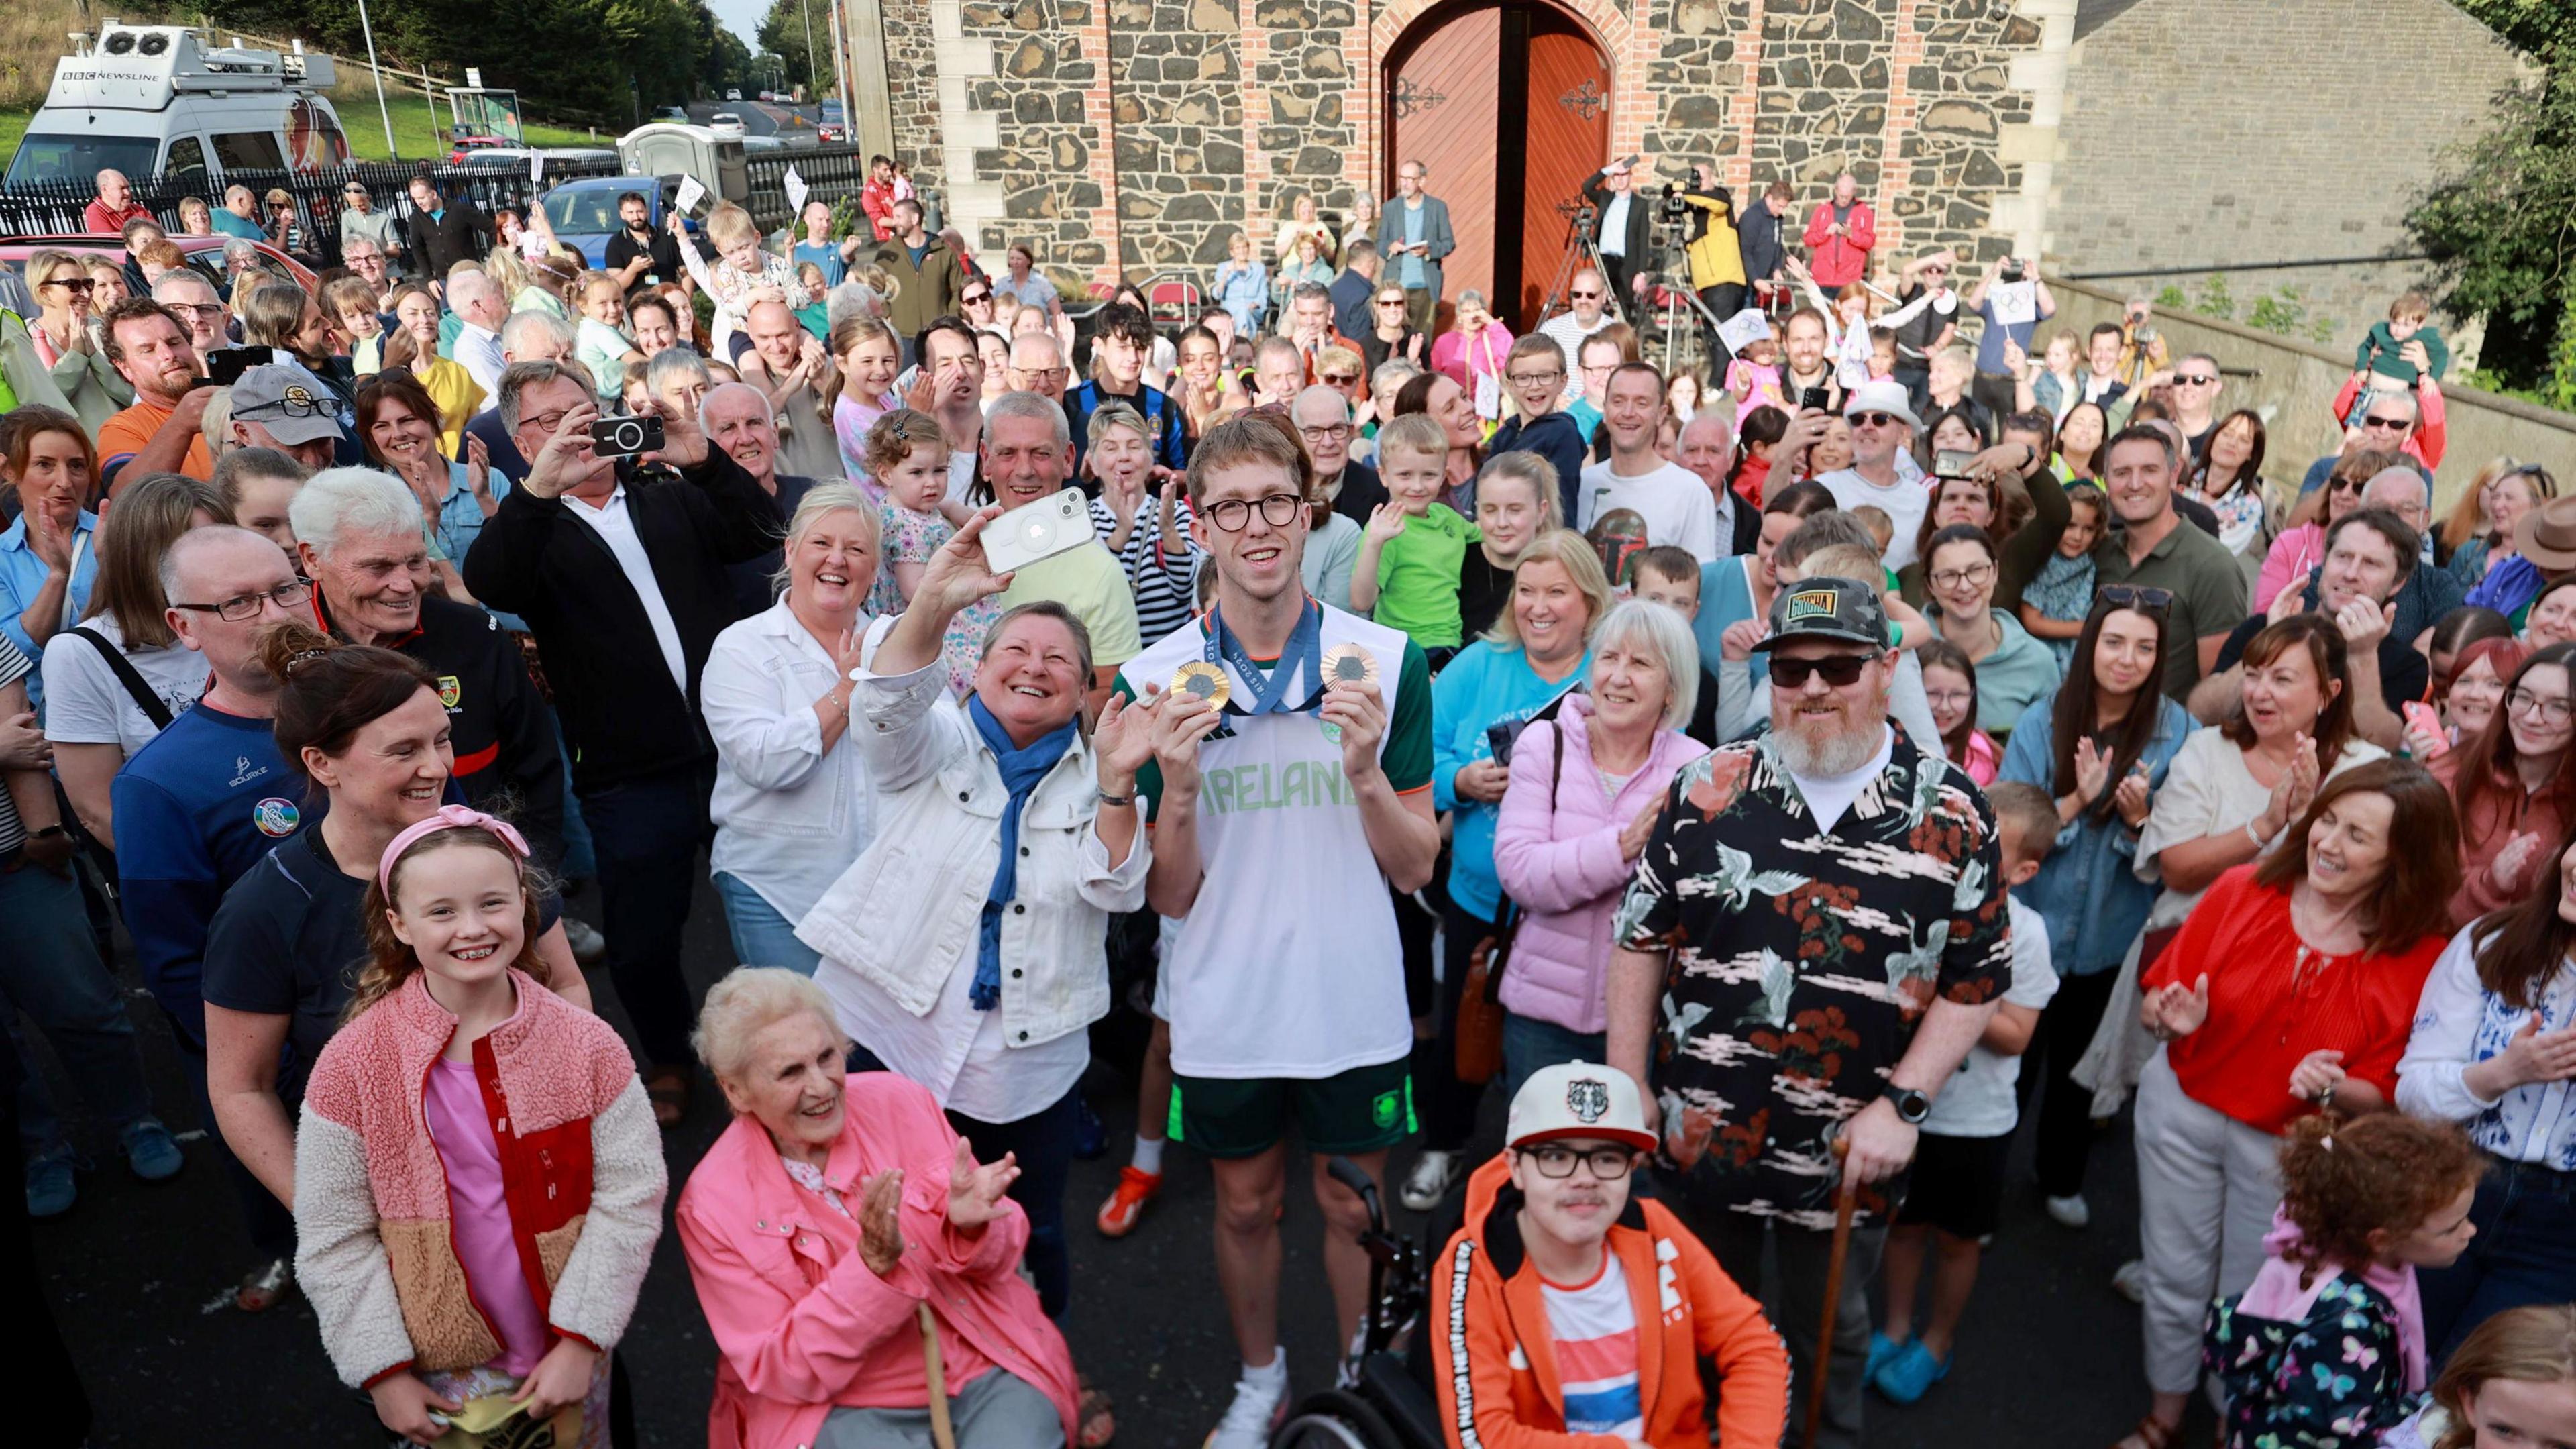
[713,871,820,976]
[0,857,155,1161]
[1501,1010,1607,1105]
[2422,1157,2576,1362]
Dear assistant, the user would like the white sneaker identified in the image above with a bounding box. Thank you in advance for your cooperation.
[2045,1193,2092,1229]
[1204,1358,1291,1449]
[1335,1323,1368,1389]
[2112,1258,2147,1303]
[1400,1150,1461,1212]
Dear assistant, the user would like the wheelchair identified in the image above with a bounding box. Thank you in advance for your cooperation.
[1269,1157,1450,1449]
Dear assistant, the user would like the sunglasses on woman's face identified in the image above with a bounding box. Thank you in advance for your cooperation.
[2328,474,2369,494]
[44,276,95,294]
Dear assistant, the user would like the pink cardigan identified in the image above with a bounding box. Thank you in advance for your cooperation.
[2254,521,2324,612]
[676,1072,1080,1449]
[1491,695,1708,1034]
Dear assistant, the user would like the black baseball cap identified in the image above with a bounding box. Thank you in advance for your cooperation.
[1751,576,1891,652]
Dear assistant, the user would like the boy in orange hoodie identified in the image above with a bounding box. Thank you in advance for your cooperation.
[1429,1063,1790,1448]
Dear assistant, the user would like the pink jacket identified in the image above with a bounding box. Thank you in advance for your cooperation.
[676,1072,1079,1449]
[1491,695,1707,1034]
[2255,521,2324,612]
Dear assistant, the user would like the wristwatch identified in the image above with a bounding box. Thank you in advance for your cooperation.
[28,825,67,840]
[1882,1084,1931,1125]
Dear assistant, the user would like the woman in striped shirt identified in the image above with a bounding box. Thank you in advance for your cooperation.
[1084,401,1199,646]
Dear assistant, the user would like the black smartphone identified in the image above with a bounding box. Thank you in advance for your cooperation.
[1799,386,1832,412]
[205,345,287,387]
[590,414,665,458]
[1485,719,1529,765]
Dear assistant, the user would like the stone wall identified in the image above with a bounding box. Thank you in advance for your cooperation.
[1105,0,1242,270]
[2053,0,2523,362]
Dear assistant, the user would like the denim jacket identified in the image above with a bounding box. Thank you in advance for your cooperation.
[1997,686,2190,977]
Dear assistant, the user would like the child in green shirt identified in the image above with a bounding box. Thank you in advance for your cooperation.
[1354,413,1477,653]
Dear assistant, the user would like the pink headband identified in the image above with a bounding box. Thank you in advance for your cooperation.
[377,804,531,895]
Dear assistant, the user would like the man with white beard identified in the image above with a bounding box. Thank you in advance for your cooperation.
[1605,573,2006,1449]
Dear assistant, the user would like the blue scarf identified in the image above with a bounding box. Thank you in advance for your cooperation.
[964,694,1077,1011]
[2468,552,2542,620]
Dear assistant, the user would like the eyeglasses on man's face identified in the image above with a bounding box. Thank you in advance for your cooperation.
[1507,368,1562,388]
[170,579,310,622]
[1516,1144,1637,1180]
[1203,492,1304,531]
[1299,422,1352,443]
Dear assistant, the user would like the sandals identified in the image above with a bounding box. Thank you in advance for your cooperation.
[1077,1375,1115,1448]
[2114,1415,2179,1449]
[645,1067,692,1129]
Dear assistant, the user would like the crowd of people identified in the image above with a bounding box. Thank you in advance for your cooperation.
[3,146,2575,1449]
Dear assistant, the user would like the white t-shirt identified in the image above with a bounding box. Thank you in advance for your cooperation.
[1577,459,1721,561]
[38,614,209,755]
[1119,604,1419,1079]
[1923,895,2060,1138]
[1780,723,1894,833]
[1816,464,1931,569]
[1539,1252,1644,1438]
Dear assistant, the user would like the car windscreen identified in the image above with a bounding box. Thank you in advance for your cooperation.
[543,187,629,235]
[4,133,161,189]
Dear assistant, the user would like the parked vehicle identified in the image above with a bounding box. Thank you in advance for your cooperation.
[724,87,742,101]
[708,113,746,136]
[0,233,315,294]
[5,23,347,189]
[537,174,692,267]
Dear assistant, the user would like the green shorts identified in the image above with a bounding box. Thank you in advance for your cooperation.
[1168,1057,1416,1159]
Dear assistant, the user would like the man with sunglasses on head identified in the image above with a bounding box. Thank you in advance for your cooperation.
[1114,413,1437,1446]
[2092,423,2251,699]
[226,363,348,474]
[1537,268,1617,409]
[1431,1062,1790,1448]
[1607,572,2006,1449]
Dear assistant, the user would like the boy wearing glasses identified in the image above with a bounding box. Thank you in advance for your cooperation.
[1487,333,1589,523]
[1430,1061,1790,1448]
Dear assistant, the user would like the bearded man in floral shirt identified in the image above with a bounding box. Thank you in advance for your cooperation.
[1606,574,2007,1449]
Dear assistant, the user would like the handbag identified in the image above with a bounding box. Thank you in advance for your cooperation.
[1454,697,1572,1084]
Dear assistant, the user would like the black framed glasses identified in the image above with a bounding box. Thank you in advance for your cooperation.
[43,276,95,294]
[1299,422,1351,442]
[2098,584,2175,612]
[2508,687,2575,726]
[1517,1144,1637,1180]
[1568,289,1601,301]
[170,580,310,622]
[236,395,329,421]
[1203,492,1303,531]
[961,290,992,305]
[1928,561,1996,590]
[1768,654,1872,689]
[1507,370,1562,387]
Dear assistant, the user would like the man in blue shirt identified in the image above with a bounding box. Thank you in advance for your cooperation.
[208,185,266,241]
[110,525,313,1292]
[1068,301,1187,479]
[1962,252,2055,421]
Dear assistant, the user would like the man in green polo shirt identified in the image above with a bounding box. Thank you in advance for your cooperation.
[2092,425,2248,699]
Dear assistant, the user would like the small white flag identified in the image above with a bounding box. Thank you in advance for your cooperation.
[1717,307,1773,356]
[676,174,708,215]
[530,150,545,182]
[1989,279,2037,327]
[783,166,808,216]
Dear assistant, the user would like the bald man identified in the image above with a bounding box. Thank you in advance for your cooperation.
[86,168,152,235]
[741,299,843,482]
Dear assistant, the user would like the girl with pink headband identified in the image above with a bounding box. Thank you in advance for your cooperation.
[293,803,666,1445]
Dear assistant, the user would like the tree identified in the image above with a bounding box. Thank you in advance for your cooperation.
[756,0,835,96]
[2404,1,2576,404]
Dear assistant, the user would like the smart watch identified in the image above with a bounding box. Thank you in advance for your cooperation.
[1883,1084,1931,1125]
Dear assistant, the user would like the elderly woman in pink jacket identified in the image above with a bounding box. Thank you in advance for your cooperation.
[1491,600,1710,1095]
[676,967,1081,1449]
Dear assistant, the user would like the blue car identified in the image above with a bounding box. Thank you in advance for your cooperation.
[537,174,692,269]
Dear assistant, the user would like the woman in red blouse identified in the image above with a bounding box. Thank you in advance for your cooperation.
[2110,759,2462,1449]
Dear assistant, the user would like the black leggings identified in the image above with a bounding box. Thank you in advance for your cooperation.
[2020,969,2120,1199]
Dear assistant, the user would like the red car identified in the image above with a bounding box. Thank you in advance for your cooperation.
[0,233,317,296]
[818,123,846,143]
[448,136,507,164]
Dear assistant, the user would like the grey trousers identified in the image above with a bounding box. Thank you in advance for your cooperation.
[816,1368,1061,1449]
[1691,1202,1886,1449]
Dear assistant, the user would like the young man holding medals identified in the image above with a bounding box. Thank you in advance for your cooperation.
[1113,411,1440,1447]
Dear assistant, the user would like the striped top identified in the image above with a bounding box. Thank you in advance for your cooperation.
[1540,1251,1644,1438]
[1089,495,1200,646]
[0,637,26,855]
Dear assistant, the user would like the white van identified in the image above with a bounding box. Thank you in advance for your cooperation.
[3,23,349,189]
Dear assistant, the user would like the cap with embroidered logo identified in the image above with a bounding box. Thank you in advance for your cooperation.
[1507,1061,1656,1151]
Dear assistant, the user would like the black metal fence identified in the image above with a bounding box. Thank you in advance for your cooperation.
[0,156,621,270]
[742,144,872,235]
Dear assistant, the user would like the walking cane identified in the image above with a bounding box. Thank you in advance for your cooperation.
[1801,1138,1859,1449]
[920,1302,959,1449]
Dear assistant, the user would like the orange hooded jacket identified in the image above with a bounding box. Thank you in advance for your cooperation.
[1428,1153,1791,1449]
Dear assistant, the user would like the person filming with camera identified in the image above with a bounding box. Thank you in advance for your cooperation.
[1673,165,1752,368]
[1430,1061,1790,1448]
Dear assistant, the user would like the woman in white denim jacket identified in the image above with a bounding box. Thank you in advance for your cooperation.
[702,484,883,977]
[797,505,1153,1320]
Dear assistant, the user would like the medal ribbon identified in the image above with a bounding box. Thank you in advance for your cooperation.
[1205,596,1324,716]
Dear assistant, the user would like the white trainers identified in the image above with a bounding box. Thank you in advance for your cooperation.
[2112,1258,2147,1303]
[1205,1357,1291,1449]
[2045,1193,2092,1229]
[1399,1150,1461,1212]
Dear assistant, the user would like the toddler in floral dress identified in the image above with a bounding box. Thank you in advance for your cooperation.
[863,408,989,696]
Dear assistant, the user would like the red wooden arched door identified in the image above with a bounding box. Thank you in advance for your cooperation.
[1385,0,1611,329]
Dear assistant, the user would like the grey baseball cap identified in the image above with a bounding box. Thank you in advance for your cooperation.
[1751,575,1892,652]
[228,362,347,446]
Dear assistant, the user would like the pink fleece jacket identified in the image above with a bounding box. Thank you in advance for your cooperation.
[1491,695,1707,1035]
[676,1071,1080,1449]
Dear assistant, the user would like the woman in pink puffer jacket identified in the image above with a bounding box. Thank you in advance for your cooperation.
[1491,601,1709,1094]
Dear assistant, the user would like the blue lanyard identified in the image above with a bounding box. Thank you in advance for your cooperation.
[1204,598,1322,716]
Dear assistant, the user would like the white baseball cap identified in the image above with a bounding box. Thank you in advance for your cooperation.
[1506,1061,1656,1152]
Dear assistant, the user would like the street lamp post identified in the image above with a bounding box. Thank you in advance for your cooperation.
[798,0,820,101]
[353,0,399,159]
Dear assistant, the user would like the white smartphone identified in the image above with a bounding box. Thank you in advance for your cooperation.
[981,490,1095,574]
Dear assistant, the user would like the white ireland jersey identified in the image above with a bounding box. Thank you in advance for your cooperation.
[1121,603,1424,1080]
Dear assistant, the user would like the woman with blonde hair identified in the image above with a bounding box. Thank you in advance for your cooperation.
[21,249,131,431]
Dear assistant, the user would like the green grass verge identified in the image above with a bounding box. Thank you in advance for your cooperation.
[0,102,604,174]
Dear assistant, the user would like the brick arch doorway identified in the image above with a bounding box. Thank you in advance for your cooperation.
[1384,0,1611,331]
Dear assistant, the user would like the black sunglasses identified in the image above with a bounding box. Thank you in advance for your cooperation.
[1850,411,1901,428]
[962,291,991,304]
[2360,414,2410,430]
[1768,654,1872,688]
[2172,373,2218,386]
[2328,474,2370,494]
[2098,584,2175,612]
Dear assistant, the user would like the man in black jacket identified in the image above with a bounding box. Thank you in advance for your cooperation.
[1294,385,1383,525]
[1738,178,1794,308]
[1582,156,1656,315]
[402,175,496,295]
[462,359,784,1110]
[289,467,567,867]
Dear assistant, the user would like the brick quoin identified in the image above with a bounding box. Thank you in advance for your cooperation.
[1726,0,1767,194]
[1076,0,1121,288]
[1877,0,1923,261]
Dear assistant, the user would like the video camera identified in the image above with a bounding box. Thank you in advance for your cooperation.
[1657,184,1690,221]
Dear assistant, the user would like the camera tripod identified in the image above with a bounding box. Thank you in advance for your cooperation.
[1648,218,1727,378]
[1534,199,1617,327]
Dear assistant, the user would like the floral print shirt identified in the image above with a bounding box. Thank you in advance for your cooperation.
[2207,1275,2419,1449]
[1613,727,2010,1230]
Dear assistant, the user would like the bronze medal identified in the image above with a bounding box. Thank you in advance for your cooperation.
[1318,643,1379,694]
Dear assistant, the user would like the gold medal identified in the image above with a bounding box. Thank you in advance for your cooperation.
[1319,643,1379,693]
[1169,661,1232,712]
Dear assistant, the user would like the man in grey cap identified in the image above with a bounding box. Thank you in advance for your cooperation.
[1607,572,2007,1449]
[227,362,347,473]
